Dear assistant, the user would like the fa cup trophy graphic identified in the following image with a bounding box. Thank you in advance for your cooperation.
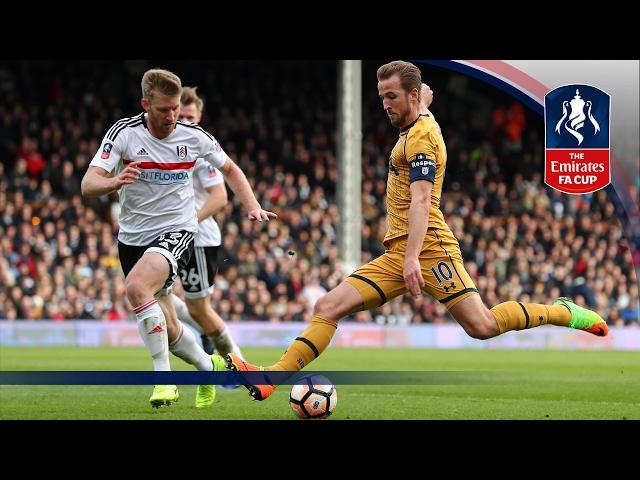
[554,89,601,146]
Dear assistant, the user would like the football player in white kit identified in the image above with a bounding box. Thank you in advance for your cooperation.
[81,69,276,408]
[171,86,244,386]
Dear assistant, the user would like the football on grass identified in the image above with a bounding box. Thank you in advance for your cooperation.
[289,375,337,419]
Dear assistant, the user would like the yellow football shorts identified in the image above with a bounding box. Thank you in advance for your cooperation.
[345,230,478,310]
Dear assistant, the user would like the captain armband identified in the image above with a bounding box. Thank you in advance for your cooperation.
[409,153,436,183]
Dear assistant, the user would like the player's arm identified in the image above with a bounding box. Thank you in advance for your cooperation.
[81,163,140,198]
[405,179,433,298]
[218,156,277,222]
[404,131,437,298]
[197,183,227,223]
[200,134,276,222]
[82,129,138,198]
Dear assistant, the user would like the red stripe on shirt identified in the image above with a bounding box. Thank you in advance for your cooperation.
[123,159,196,170]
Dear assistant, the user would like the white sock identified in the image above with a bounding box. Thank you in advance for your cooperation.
[135,299,170,371]
[169,322,213,371]
[171,295,204,334]
[212,326,244,359]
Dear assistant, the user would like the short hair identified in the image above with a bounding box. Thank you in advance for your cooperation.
[141,68,182,101]
[376,60,422,94]
[181,86,204,113]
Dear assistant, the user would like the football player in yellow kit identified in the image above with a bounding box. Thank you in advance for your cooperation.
[226,61,608,401]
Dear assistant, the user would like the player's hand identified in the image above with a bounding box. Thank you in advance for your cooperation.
[113,162,141,189]
[247,208,278,222]
[420,83,433,110]
[403,257,424,298]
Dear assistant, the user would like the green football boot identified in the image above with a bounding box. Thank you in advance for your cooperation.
[149,385,179,408]
[195,354,227,408]
[553,297,608,336]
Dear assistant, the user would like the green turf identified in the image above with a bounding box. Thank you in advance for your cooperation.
[0,347,638,419]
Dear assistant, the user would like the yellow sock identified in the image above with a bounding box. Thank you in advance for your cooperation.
[268,315,338,371]
[490,301,572,334]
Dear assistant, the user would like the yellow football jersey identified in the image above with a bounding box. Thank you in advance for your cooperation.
[384,114,449,245]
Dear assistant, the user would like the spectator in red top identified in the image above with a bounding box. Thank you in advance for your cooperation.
[505,102,526,142]
[17,138,46,180]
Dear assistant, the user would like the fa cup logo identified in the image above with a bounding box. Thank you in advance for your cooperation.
[554,89,601,146]
[544,84,610,195]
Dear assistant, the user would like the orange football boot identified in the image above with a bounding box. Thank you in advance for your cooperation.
[225,353,276,401]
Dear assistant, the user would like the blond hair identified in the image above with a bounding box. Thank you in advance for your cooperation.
[376,60,422,94]
[141,68,182,101]
[181,86,204,113]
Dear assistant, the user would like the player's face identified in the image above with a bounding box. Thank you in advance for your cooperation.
[378,74,417,128]
[179,103,202,124]
[141,92,181,139]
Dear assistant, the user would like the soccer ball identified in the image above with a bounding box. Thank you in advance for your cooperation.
[289,375,337,419]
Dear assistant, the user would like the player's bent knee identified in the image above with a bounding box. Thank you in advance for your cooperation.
[464,325,491,340]
[313,295,342,320]
[125,277,151,306]
[463,319,499,340]
[451,300,500,340]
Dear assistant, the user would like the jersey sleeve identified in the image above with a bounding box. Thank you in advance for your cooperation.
[90,125,125,172]
[194,158,224,188]
[405,127,438,184]
[200,133,228,169]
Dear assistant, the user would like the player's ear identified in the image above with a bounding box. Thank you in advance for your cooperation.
[141,97,150,112]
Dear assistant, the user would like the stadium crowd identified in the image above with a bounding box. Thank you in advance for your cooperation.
[1,61,638,327]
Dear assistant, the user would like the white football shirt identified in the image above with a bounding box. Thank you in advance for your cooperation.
[90,114,227,246]
[192,158,224,247]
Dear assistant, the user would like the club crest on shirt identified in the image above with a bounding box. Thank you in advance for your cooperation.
[177,145,188,159]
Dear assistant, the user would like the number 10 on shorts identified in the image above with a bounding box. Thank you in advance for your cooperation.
[430,261,453,285]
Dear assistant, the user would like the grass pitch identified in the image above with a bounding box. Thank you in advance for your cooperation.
[0,347,638,420]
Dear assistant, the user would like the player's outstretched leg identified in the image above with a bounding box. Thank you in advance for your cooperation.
[225,353,275,401]
[553,297,608,336]
[149,385,180,408]
[485,294,608,337]
[224,282,361,402]
[195,354,226,408]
